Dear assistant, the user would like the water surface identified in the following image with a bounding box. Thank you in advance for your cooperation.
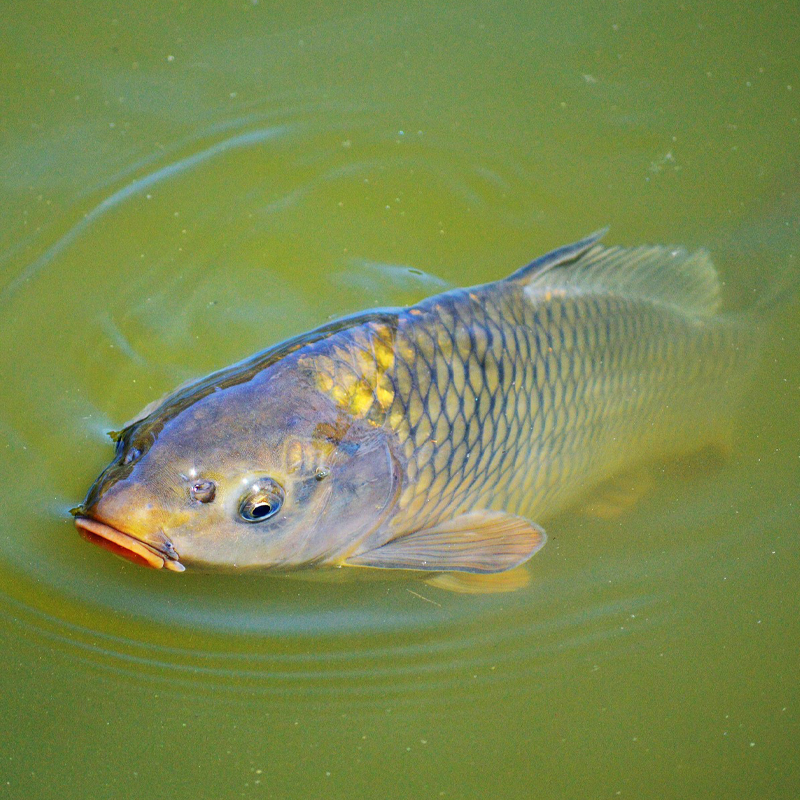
[1,1,798,798]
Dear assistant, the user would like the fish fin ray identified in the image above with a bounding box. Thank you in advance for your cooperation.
[507,229,609,283]
[346,510,546,573]
[524,240,722,317]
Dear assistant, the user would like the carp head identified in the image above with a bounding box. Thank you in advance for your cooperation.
[74,347,403,572]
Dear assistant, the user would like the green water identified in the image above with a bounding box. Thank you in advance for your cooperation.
[1,1,798,797]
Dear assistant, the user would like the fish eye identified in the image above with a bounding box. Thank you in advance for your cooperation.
[239,479,284,523]
[123,447,142,466]
[190,480,216,503]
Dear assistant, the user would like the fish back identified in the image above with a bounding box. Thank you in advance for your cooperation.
[379,245,749,538]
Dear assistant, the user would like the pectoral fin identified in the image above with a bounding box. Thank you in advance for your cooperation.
[346,510,546,573]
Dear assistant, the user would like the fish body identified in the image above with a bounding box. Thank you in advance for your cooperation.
[74,232,753,577]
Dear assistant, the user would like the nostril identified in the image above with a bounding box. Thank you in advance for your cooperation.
[190,480,216,503]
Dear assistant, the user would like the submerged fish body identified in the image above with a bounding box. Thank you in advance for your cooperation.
[75,231,753,577]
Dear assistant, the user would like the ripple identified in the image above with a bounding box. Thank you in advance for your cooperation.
[1,124,293,302]
[0,502,693,711]
[0,564,673,711]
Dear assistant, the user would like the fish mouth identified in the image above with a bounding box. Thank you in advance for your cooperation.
[74,516,185,572]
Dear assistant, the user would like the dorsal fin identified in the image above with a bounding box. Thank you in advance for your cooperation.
[507,229,609,283]
[520,238,722,318]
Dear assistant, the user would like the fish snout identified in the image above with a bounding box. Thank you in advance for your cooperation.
[74,516,183,571]
[74,481,185,572]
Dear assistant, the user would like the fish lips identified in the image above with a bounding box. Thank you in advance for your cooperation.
[74,516,185,572]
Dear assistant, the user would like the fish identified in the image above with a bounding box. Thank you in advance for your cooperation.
[73,230,758,585]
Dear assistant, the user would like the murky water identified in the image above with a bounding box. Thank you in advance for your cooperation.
[2,1,798,798]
